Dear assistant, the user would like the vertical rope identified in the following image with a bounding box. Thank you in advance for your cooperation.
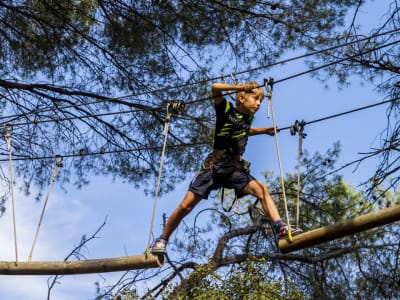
[264,80,293,242]
[3,123,18,263]
[296,133,302,229]
[145,101,185,257]
[28,155,63,261]
[290,120,306,230]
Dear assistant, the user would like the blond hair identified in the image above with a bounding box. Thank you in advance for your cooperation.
[235,81,264,106]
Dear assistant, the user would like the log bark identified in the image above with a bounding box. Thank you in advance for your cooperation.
[279,204,400,253]
[0,254,164,275]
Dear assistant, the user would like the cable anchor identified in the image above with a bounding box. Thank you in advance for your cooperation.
[166,101,185,116]
[290,120,307,139]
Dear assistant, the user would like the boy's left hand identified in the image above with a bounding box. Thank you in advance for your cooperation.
[266,127,279,136]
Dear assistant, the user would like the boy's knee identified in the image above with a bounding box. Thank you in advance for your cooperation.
[178,201,195,215]
[252,182,269,196]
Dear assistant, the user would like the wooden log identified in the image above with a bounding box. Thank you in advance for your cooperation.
[279,204,400,254]
[0,254,164,275]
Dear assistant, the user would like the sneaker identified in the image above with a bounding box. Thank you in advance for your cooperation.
[276,225,303,240]
[151,237,168,255]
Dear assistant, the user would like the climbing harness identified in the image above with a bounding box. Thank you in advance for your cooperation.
[264,78,294,242]
[3,123,18,263]
[219,158,252,215]
[290,120,306,231]
[28,155,63,261]
[220,188,248,215]
[145,101,185,257]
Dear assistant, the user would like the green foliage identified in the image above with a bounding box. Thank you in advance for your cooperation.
[162,257,306,300]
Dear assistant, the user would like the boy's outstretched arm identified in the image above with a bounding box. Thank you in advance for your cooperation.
[249,127,278,136]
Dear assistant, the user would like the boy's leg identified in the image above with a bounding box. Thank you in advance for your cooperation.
[151,191,203,254]
[241,180,290,239]
[242,180,280,222]
[162,191,203,239]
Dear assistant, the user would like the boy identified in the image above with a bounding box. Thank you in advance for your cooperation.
[151,81,290,255]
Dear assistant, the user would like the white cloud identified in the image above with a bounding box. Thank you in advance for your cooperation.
[0,176,164,300]
[0,185,99,300]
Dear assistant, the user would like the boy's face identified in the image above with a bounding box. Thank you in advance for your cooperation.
[239,94,262,114]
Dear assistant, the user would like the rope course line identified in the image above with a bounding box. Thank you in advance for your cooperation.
[0,33,396,138]
[0,141,210,162]
[185,39,400,106]
[0,28,398,124]
[0,96,396,163]
[274,38,400,85]
[278,97,400,131]
[6,105,161,128]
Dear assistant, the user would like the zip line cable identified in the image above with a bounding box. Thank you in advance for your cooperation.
[8,105,160,127]
[0,141,210,162]
[274,38,400,85]
[6,33,398,130]
[0,28,398,124]
[0,34,398,163]
[278,97,400,132]
[0,95,396,166]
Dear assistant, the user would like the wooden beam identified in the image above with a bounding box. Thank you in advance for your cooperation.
[0,254,164,275]
[279,204,400,254]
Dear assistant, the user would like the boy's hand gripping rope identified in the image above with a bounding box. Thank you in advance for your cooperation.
[264,79,294,243]
[3,123,19,263]
[145,101,185,258]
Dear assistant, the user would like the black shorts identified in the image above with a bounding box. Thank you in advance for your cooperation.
[188,159,256,199]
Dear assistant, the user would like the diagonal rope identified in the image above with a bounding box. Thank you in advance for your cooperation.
[3,123,18,263]
[145,102,185,257]
[28,155,63,262]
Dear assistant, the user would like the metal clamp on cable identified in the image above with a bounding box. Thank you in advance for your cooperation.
[54,154,64,168]
[3,122,13,138]
[166,101,185,115]
[290,120,307,139]
[3,123,13,150]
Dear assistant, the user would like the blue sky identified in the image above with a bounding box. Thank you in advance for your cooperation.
[0,1,394,299]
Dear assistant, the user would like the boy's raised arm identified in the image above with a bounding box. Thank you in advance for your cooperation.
[211,82,260,105]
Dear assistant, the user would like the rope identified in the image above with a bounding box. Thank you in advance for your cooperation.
[290,120,306,230]
[0,96,397,164]
[145,101,185,258]
[3,123,18,263]
[264,79,293,242]
[28,155,63,262]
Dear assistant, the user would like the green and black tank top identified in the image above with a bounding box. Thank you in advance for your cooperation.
[213,98,253,157]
